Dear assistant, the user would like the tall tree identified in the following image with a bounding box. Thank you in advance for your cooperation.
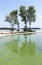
[5,10,19,31]
[27,6,36,29]
[19,5,27,31]
[10,10,20,31]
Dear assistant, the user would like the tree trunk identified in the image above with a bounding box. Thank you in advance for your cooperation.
[24,20,27,31]
[11,23,14,31]
[17,22,19,31]
[12,18,14,31]
[29,22,32,32]
[29,22,31,29]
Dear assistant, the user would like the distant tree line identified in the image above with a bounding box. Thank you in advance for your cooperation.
[0,28,40,30]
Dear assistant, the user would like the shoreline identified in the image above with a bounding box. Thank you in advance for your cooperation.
[0,31,42,37]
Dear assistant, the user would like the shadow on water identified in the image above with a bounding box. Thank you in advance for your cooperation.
[6,34,36,58]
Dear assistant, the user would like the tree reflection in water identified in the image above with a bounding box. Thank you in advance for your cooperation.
[6,34,36,57]
[20,34,36,57]
[6,35,20,53]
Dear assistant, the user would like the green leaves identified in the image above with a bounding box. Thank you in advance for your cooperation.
[5,10,19,31]
[19,5,27,21]
[27,6,36,28]
[5,5,36,31]
[27,6,36,22]
[19,5,27,30]
[5,15,11,23]
[5,10,18,23]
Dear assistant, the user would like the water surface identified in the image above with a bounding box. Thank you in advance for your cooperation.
[0,33,42,65]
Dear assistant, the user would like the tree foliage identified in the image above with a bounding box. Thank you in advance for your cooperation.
[5,10,19,31]
[27,6,36,28]
[5,5,36,31]
[19,5,27,31]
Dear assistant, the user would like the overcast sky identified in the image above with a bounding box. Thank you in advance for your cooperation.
[0,0,42,28]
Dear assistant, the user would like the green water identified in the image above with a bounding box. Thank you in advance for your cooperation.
[0,33,42,65]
